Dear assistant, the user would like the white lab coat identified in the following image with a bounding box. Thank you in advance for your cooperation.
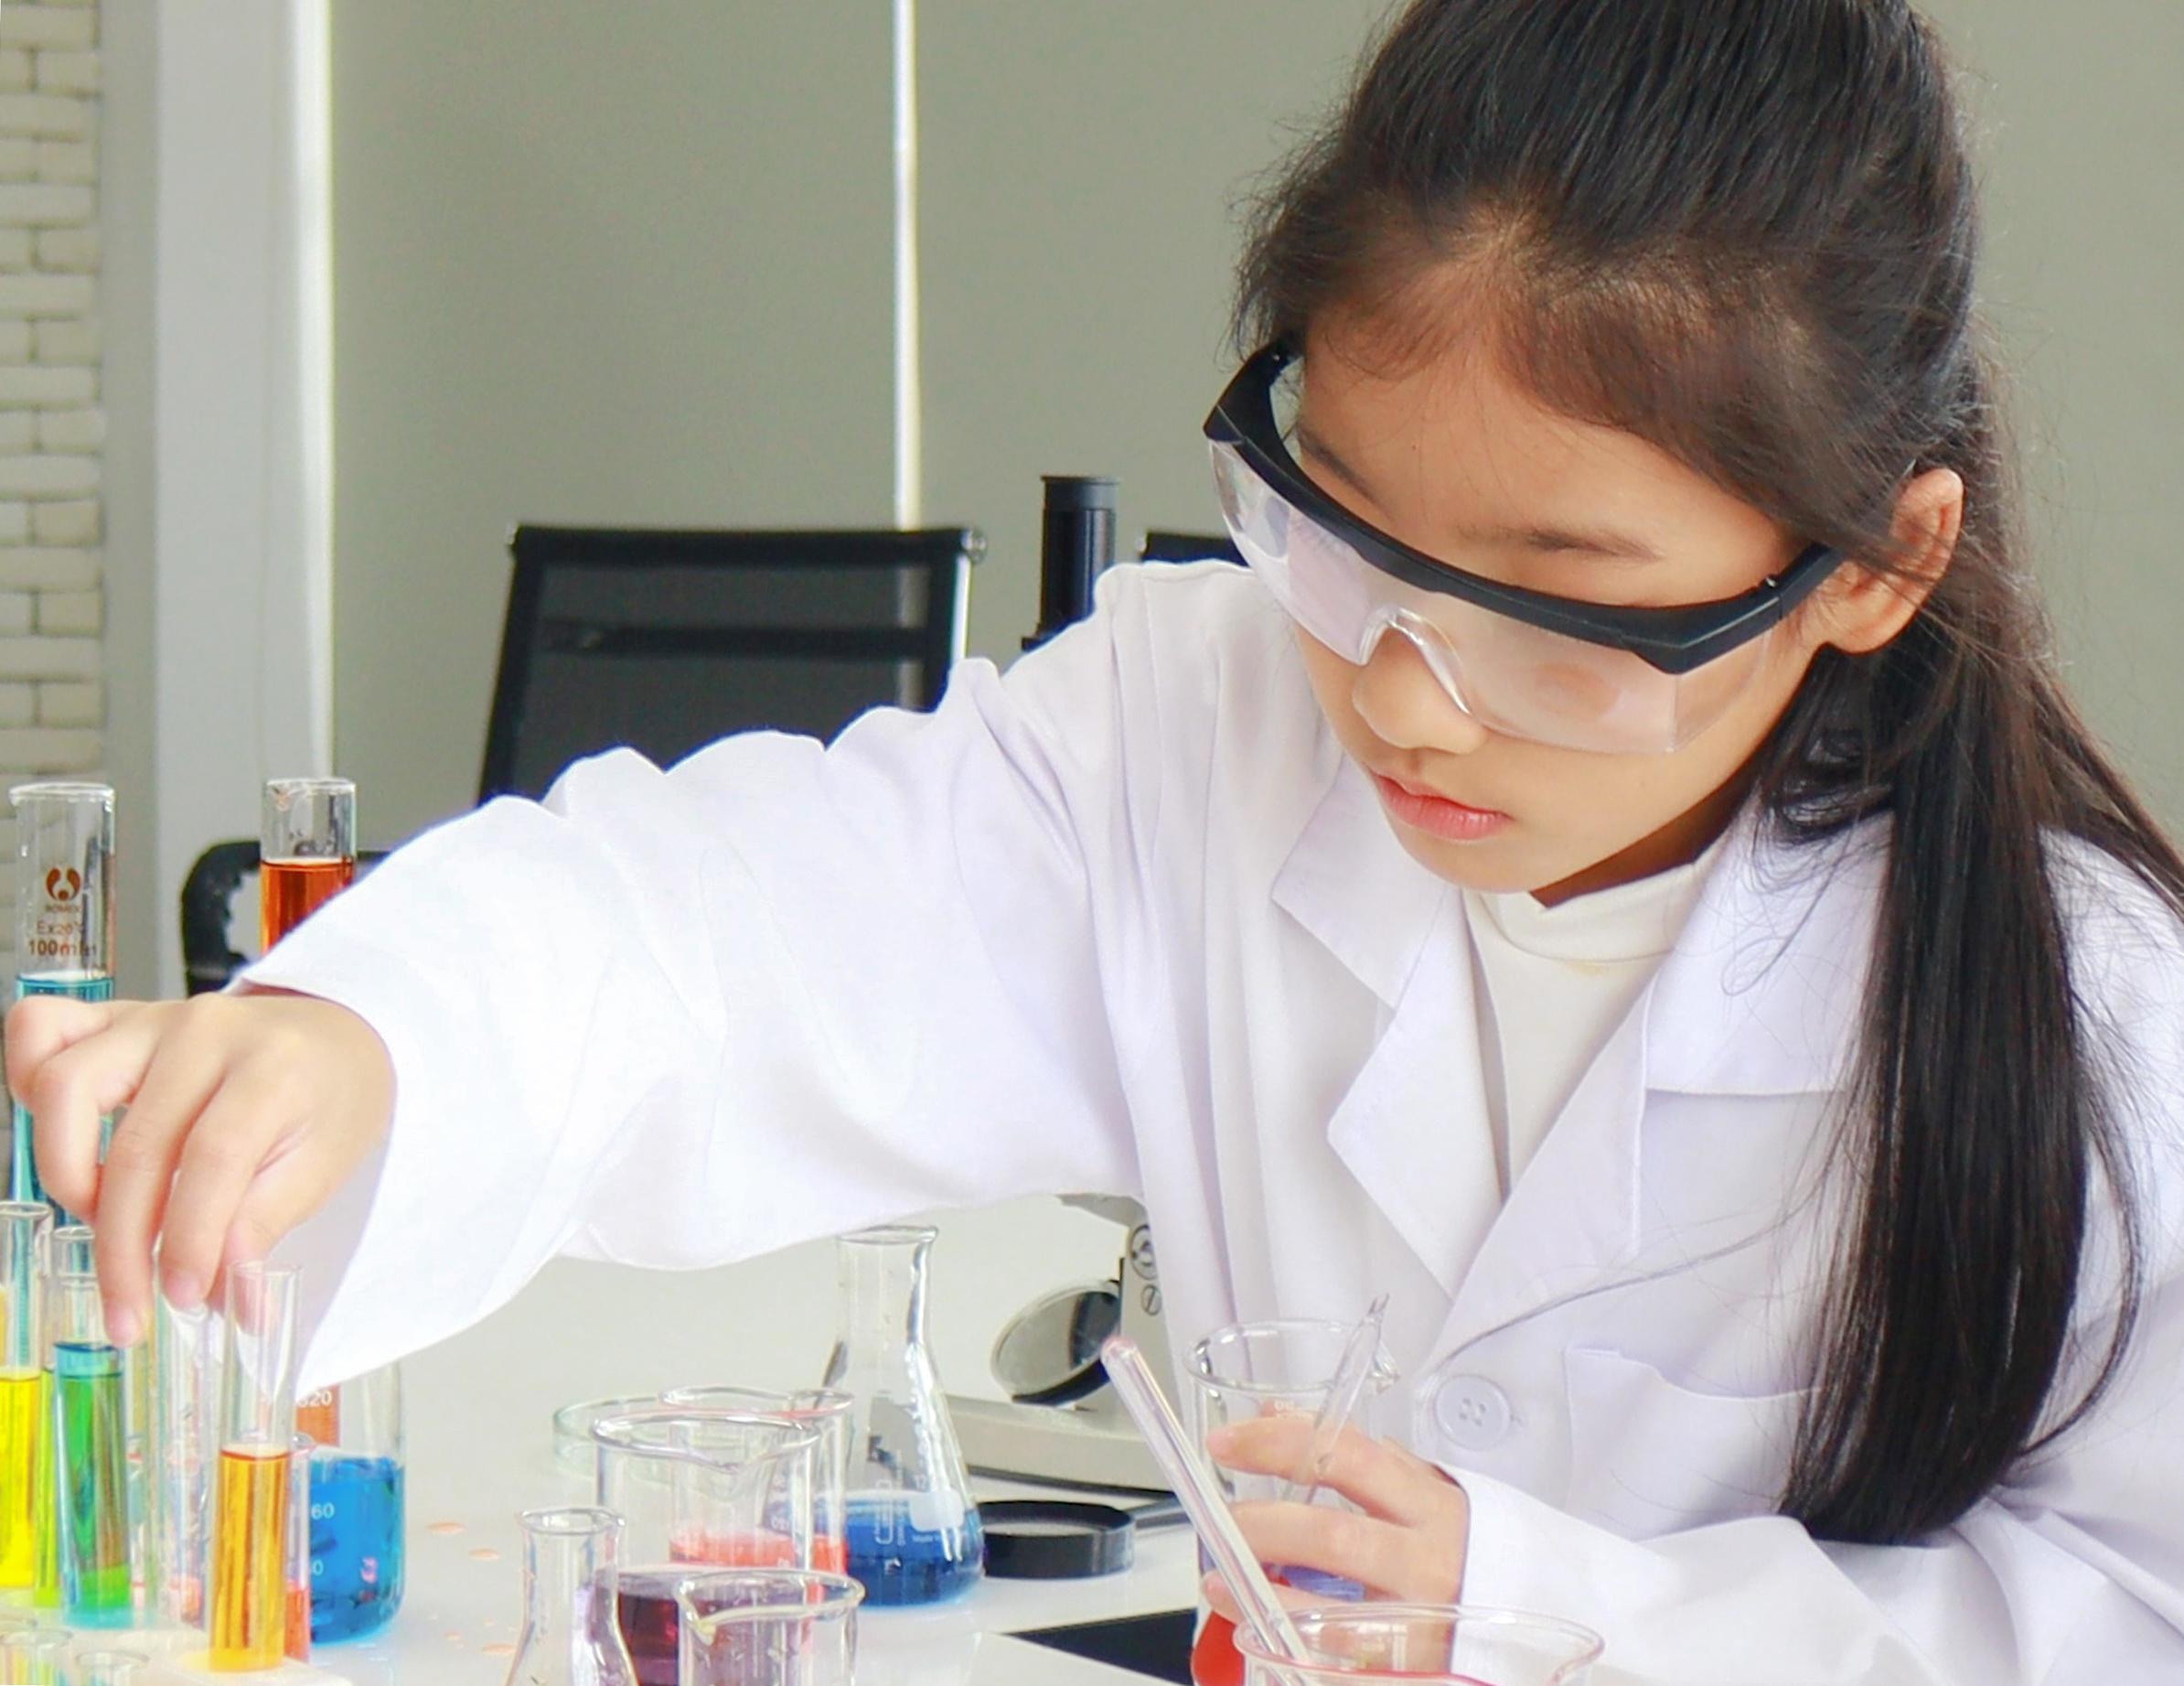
[252,561,2184,1685]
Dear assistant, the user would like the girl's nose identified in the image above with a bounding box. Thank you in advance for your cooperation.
[1351,628,1492,756]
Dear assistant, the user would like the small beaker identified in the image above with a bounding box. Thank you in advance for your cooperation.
[1235,1605,1605,1685]
[72,1651,149,1686]
[551,1397,658,1480]
[819,1225,983,1605]
[503,1507,636,1686]
[0,1627,72,1686]
[1187,1318,1399,1686]
[673,1569,861,1686]
[592,1411,817,1686]
[658,1388,851,1577]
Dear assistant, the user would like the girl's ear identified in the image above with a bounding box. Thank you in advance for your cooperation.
[1821,467,1965,655]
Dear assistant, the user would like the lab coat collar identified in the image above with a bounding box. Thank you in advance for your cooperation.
[1643,803,1884,1098]
[1271,753,1883,1101]
[1270,754,1452,1008]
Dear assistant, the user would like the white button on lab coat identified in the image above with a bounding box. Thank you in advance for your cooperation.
[254,563,2184,1685]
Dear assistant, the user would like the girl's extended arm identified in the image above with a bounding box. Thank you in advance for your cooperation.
[11,583,1156,1387]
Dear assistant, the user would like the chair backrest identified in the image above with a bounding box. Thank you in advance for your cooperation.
[480,524,982,803]
[1138,530,1243,566]
[179,843,390,996]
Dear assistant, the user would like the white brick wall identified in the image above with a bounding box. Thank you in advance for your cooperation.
[0,2,101,984]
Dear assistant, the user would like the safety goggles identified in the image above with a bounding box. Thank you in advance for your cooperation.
[1203,341,1848,754]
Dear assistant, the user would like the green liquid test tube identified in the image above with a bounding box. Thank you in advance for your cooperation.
[0,1203,53,1598]
[49,1225,133,1627]
[8,781,116,1217]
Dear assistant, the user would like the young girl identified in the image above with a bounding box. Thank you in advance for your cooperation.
[14,1,2184,1679]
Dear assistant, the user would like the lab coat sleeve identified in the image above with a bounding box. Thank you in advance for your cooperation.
[243,575,1161,1391]
[1455,854,2184,1686]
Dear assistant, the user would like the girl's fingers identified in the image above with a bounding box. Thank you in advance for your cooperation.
[1201,1572,1324,1625]
[155,1072,291,1312]
[218,1127,364,1290]
[1229,1498,1458,1604]
[89,1021,235,1345]
[1209,1415,1455,1527]
[15,999,162,1218]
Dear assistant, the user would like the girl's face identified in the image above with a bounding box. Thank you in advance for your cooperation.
[1290,319,1951,902]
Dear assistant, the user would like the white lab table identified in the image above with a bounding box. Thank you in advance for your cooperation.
[307,1253,1202,1686]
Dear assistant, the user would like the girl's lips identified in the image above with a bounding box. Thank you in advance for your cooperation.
[1371,772,1512,843]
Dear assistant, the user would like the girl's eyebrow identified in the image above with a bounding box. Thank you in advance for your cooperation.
[1291,417,1665,563]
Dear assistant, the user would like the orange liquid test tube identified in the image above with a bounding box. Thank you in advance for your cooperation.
[209,1446,290,1670]
[207,1262,301,1674]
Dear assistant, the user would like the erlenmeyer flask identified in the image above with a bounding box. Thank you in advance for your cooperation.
[819,1225,983,1605]
[504,1508,637,1686]
[591,1410,817,1686]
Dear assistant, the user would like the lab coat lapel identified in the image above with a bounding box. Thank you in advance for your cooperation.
[1271,761,1502,1299]
[1428,808,1881,1357]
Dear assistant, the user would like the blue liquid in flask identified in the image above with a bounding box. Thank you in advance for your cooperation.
[843,1494,983,1606]
[307,1455,404,1641]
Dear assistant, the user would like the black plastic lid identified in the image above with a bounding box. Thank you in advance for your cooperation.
[1041,475,1119,512]
[980,1499,1137,1580]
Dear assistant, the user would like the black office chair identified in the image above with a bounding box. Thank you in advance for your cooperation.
[1138,530,1243,565]
[179,843,391,995]
[479,524,983,802]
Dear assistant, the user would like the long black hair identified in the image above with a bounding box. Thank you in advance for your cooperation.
[1233,0,2180,1544]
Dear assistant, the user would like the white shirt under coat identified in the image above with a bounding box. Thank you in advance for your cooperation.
[253,562,2184,1686]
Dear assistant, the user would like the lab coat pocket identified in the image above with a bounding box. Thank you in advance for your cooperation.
[1561,1348,1810,1540]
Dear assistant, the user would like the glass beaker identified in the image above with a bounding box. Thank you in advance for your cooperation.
[592,1410,817,1686]
[504,1508,637,1686]
[551,1397,658,1481]
[819,1224,983,1606]
[1187,1318,1399,1686]
[9,781,115,1216]
[300,1365,405,1643]
[673,1569,861,1686]
[1235,1605,1605,1685]
[658,1388,851,1576]
[0,1203,51,1599]
[72,1650,149,1686]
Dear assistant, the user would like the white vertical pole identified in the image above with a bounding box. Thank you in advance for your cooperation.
[892,0,922,532]
[151,0,335,995]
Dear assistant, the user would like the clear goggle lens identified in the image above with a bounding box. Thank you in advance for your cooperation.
[1210,439,1774,755]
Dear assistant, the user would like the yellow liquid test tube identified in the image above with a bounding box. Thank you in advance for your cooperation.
[0,1203,53,1602]
[209,1444,291,1670]
[207,1262,300,1673]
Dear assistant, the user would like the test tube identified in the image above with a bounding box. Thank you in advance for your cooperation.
[49,1226,131,1628]
[149,1295,222,1627]
[209,1262,299,1672]
[8,782,115,1214]
[0,1203,52,1599]
[284,1435,311,1662]
[259,779,354,952]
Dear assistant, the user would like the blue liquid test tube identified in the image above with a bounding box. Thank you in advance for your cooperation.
[8,782,115,1218]
[49,1225,133,1627]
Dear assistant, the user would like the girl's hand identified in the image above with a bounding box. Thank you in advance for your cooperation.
[5,990,394,1348]
[1203,1414,1471,1618]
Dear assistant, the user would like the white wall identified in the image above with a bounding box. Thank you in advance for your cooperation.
[328,0,899,845]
